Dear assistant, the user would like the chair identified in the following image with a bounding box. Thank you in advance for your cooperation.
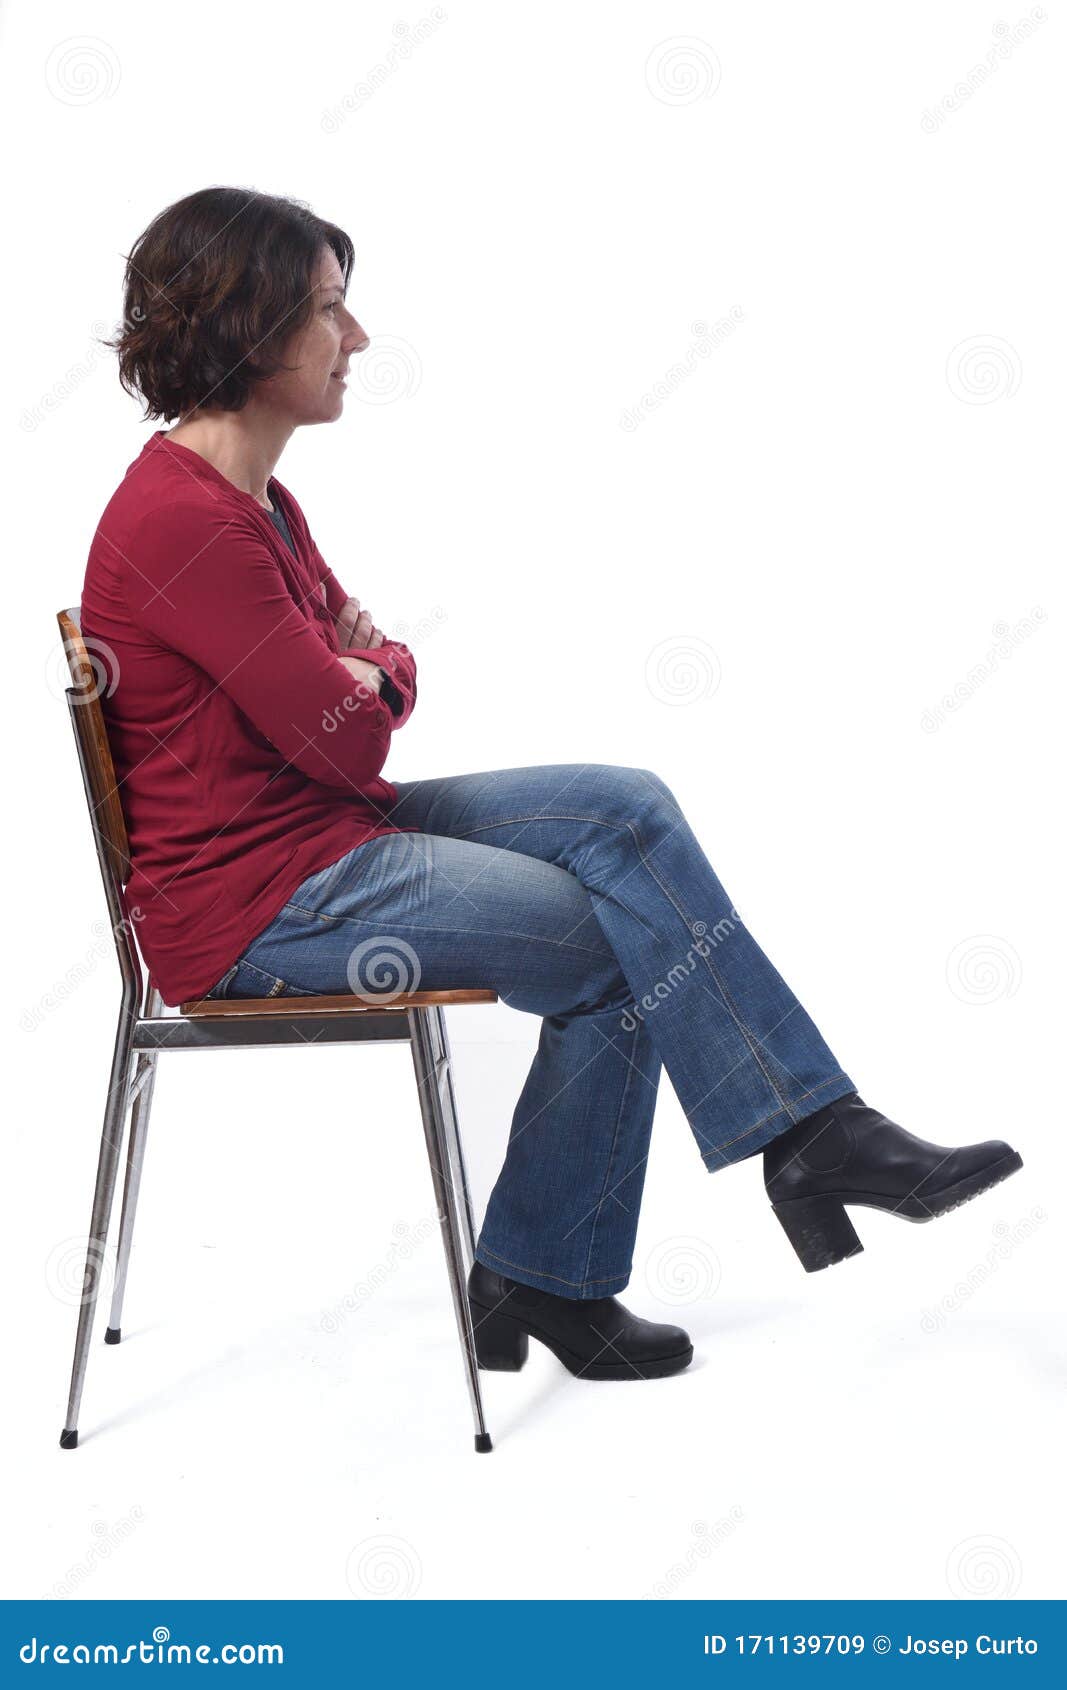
[56,607,498,1454]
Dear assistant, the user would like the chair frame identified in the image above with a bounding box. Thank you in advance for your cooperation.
[56,608,496,1454]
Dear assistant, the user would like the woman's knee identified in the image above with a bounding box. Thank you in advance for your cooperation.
[631,766,678,807]
[584,763,679,821]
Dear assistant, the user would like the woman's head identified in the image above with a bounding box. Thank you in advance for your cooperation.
[109,186,368,426]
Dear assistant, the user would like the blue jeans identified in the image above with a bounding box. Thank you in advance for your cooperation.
[206,765,857,1298]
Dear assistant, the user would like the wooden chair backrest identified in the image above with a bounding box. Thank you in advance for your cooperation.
[57,607,132,888]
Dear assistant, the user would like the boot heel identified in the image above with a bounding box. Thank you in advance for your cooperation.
[470,1304,529,1371]
[772,1194,863,1272]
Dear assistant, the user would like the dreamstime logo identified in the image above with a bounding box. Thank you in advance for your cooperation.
[945,935,1021,1006]
[390,605,447,644]
[46,1235,115,1309]
[345,1535,423,1598]
[645,1236,722,1305]
[946,1534,1023,1597]
[321,10,448,133]
[645,637,722,706]
[45,1509,147,1599]
[645,37,722,105]
[21,910,144,1033]
[46,634,120,704]
[321,677,378,734]
[319,1216,437,1333]
[946,336,1022,404]
[21,321,111,431]
[642,1509,745,1599]
[921,11,1046,132]
[920,607,1046,732]
[920,1208,1046,1333]
[45,36,121,105]
[19,1627,283,1666]
[346,936,422,1003]
[322,609,438,732]
[620,913,740,1032]
[350,336,422,404]
[620,310,744,430]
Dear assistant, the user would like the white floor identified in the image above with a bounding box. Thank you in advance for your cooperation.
[7,1013,1060,1602]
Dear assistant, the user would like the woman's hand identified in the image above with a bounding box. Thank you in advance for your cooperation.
[335,594,386,651]
[337,654,384,693]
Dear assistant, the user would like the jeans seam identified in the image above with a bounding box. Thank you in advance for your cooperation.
[709,1072,852,1155]
[232,957,309,997]
[620,808,798,1118]
[239,960,283,990]
[581,1016,643,1289]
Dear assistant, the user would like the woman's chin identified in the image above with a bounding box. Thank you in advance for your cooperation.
[303,390,345,425]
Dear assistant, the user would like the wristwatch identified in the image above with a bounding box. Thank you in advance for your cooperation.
[376,668,405,717]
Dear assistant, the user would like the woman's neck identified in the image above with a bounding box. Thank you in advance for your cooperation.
[164,405,293,507]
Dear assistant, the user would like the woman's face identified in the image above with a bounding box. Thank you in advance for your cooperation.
[262,244,368,426]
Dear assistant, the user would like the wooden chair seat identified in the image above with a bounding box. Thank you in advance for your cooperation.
[179,988,498,1016]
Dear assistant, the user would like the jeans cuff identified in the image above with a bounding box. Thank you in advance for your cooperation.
[473,1241,631,1301]
[700,1072,859,1171]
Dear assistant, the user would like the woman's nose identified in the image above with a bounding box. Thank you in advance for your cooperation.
[347,322,370,353]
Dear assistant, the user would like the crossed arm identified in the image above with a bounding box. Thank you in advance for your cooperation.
[121,505,418,792]
[324,588,385,689]
[319,589,415,723]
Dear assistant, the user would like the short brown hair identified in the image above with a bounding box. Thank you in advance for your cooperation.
[106,186,355,422]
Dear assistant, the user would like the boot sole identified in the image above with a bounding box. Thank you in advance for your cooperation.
[468,1298,694,1381]
[773,1149,1024,1272]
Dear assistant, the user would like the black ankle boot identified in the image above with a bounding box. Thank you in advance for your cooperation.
[764,1091,1023,1272]
[467,1259,694,1380]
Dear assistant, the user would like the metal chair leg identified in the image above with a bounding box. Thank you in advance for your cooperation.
[59,999,139,1449]
[428,1005,478,1276]
[408,1007,493,1454]
[105,986,163,1344]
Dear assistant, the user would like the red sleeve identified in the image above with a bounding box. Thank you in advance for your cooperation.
[309,538,350,619]
[363,639,417,730]
[308,539,418,729]
[120,504,398,793]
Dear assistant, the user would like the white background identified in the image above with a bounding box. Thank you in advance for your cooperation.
[2,0,1062,1602]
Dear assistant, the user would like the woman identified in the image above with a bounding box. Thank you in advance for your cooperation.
[81,187,1023,1384]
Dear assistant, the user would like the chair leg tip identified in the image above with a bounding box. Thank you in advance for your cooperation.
[104,1326,121,1345]
[59,1429,78,1450]
[474,1432,493,1454]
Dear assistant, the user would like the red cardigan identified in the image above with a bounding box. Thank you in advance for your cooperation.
[80,430,420,1006]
